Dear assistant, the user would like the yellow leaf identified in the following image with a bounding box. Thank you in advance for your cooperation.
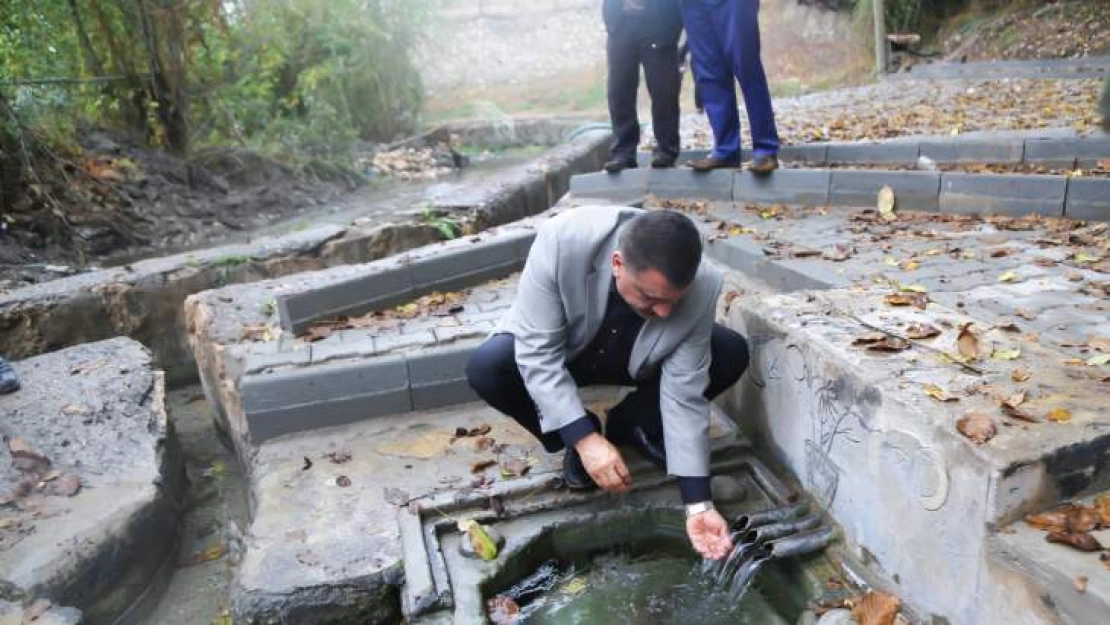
[562,577,588,596]
[878,185,896,221]
[1088,354,1110,367]
[1047,408,1072,423]
[903,260,920,271]
[924,248,943,256]
[998,271,1018,283]
[1075,252,1101,264]
[458,519,499,560]
[991,349,1021,361]
[960,250,976,260]
[900,284,927,293]
[884,257,900,267]
[924,384,958,402]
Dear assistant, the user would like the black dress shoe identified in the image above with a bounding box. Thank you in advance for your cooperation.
[651,154,677,169]
[687,155,740,172]
[562,446,596,491]
[603,158,638,174]
[747,155,779,175]
[0,358,19,394]
[629,426,667,470]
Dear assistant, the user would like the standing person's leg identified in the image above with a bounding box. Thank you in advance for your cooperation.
[606,324,749,466]
[606,24,644,172]
[681,0,741,167]
[720,0,779,163]
[642,38,682,167]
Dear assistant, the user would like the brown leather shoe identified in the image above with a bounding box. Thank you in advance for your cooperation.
[747,155,779,175]
[687,155,740,172]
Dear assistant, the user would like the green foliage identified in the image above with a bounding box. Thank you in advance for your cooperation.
[418,204,460,240]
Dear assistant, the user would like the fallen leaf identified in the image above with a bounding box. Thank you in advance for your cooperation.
[1000,390,1026,409]
[561,577,589,596]
[1089,337,1110,352]
[474,436,496,452]
[60,403,90,416]
[851,590,901,625]
[487,595,520,625]
[241,324,279,342]
[884,292,927,310]
[1046,530,1103,552]
[905,323,941,340]
[327,450,352,464]
[923,384,958,402]
[1075,576,1088,593]
[44,474,80,497]
[877,186,896,221]
[991,349,1021,361]
[458,519,499,560]
[1075,252,1102,264]
[302,457,313,471]
[384,487,409,506]
[69,358,108,375]
[1026,508,1072,532]
[1095,495,1110,527]
[998,271,1018,283]
[866,337,911,353]
[302,326,333,342]
[1015,309,1036,320]
[823,244,853,262]
[957,324,981,361]
[1047,408,1072,423]
[471,459,497,474]
[499,458,531,478]
[1087,354,1110,366]
[335,475,352,487]
[957,412,997,444]
[852,332,888,345]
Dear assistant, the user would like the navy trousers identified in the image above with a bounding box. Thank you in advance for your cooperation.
[681,0,780,159]
[607,19,683,162]
[465,324,749,453]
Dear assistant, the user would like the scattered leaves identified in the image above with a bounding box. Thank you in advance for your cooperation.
[1046,530,1103,552]
[957,411,997,444]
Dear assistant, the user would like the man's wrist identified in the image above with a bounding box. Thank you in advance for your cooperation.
[684,500,715,519]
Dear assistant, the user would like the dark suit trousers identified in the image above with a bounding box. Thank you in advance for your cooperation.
[465,324,749,453]
[607,22,683,162]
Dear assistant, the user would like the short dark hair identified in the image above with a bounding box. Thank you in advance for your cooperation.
[618,210,702,287]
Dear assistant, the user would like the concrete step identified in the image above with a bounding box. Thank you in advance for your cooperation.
[989,494,1110,625]
[572,164,1110,221]
[0,338,185,624]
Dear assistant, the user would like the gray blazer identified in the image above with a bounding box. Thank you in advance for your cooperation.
[499,206,722,477]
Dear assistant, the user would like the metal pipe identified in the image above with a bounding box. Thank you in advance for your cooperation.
[731,501,807,533]
[742,512,823,544]
[767,526,837,559]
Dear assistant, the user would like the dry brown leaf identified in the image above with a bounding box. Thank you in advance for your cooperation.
[884,292,927,310]
[471,459,497,474]
[905,323,941,340]
[957,324,981,360]
[1046,530,1104,552]
[1095,495,1110,527]
[499,458,531,478]
[44,474,81,497]
[1011,368,1032,383]
[923,384,958,402]
[1026,508,1072,532]
[1089,336,1110,352]
[1015,309,1037,321]
[852,332,888,345]
[999,390,1026,410]
[866,337,911,353]
[851,590,901,625]
[957,411,997,444]
[488,595,521,625]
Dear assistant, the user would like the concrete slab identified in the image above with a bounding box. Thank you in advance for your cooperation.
[232,395,742,624]
[939,173,1067,217]
[0,338,184,624]
[779,144,829,165]
[1024,136,1110,168]
[568,169,649,205]
[1064,177,1110,221]
[918,138,1025,165]
[722,287,1110,625]
[645,168,733,201]
[828,170,941,211]
[733,169,831,207]
[826,142,920,165]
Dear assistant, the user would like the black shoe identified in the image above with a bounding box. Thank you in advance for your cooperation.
[651,154,677,169]
[629,426,667,470]
[0,358,19,394]
[562,446,596,491]
[603,158,638,174]
[687,156,740,172]
[747,155,779,175]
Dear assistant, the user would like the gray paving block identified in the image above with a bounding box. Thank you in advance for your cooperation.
[243,345,312,374]
[241,355,412,442]
[733,169,830,206]
[375,329,436,354]
[778,144,828,164]
[939,173,1067,217]
[406,343,480,410]
[279,266,415,334]
[918,139,1024,164]
[646,169,733,200]
[635,149,712,167]
[707,237,846,292]
[569,170,648,205]
[1064,178,1110,222]
[310,333,377,365]
[826,142,919,165]
[1025,136,1110,167]
[410,236,523,293]
[828,170,941,211]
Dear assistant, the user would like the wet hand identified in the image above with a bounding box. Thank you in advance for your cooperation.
[576,433,632,493]
[686,509,733,560]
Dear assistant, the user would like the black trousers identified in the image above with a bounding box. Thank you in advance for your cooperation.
[607,23,682,162]
[465,324,749,453]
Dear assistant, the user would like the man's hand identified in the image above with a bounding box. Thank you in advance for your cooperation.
[686,508,733,560]
[575,433,632,493]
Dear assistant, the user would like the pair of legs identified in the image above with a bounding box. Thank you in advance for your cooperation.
[465,324,749,457]
[607,22,682,166]
[681,0,780,161]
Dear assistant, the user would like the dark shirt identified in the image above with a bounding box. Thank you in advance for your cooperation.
[558,280,711,504]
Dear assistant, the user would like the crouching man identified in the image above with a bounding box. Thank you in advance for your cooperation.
[465,206,748,560]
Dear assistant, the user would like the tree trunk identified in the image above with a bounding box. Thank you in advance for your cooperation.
[67,0,106,77]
